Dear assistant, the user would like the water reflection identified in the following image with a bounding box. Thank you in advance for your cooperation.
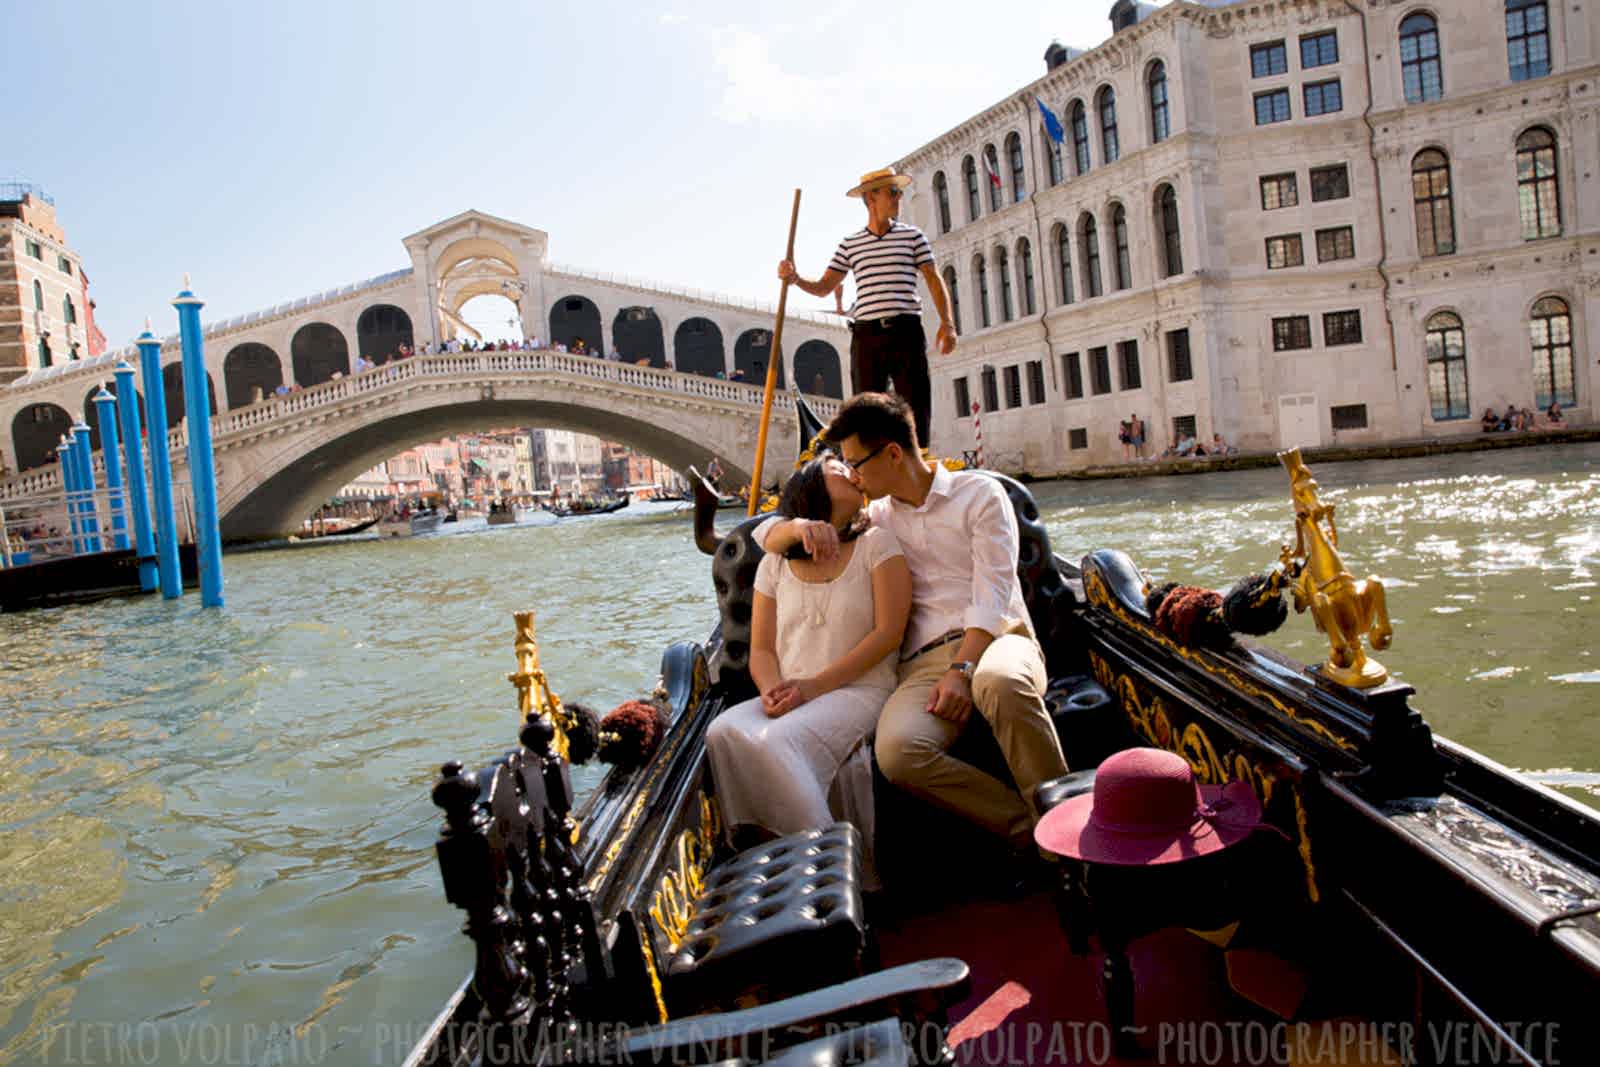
[0,451,1595,1063]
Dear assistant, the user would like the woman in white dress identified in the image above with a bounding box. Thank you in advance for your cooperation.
[706,454,911,836]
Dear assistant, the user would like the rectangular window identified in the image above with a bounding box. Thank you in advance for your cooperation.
[1323,309,1363,346]
[1266,234,1304,269]
[1507,0,1551,82]
[1117,340,1141,391]
[1331,403,1368,430]
[1026,359,1046,405]
[1300,30,1339,69]
[1172,415,1198,441]
[1089,347,1113,395]
[1167,328,1193,382]
[1254,89,1291,125]
[1272,315,1313,351]
[1251,40,1288,77]
[1003,364,1023,409]
[25,239,42,259]
[1260,172,1299,210]
[981,367,999,413]
[57,255,72,275]
[1069,428,1088,450]
[954,376,971,418]
[1063,352,1084,400]
[1303,78,1343,116]
[1315,226,1356,262]
[1310,164,1350,201]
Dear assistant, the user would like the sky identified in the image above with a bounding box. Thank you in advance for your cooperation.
[15,0,1147,348]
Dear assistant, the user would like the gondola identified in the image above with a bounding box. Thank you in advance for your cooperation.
[552,494,630,519]
[406,398,1600,1067]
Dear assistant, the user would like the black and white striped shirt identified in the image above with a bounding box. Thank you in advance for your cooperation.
[828,221,934,322]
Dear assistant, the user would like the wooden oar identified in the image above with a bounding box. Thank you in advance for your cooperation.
[748,189,802,517]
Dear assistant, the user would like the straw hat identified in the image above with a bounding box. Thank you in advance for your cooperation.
[1035,747,1263,865]
[846,167,913,199]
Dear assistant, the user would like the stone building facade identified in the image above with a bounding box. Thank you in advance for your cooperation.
[0,185,106,390]
[898,0,1599,471]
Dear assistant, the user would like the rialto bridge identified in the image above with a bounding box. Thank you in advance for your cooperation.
[0,210,849,538]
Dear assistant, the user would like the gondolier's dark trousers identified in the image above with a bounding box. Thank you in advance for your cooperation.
[850,314,931,445]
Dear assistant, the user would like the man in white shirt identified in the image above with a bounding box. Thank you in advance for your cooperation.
[753,393,1066,848]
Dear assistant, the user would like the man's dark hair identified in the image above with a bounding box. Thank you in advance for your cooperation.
[778,453,868,560]
[822,392,917,452]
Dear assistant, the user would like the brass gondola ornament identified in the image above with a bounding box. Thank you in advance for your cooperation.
[1277,449,1394,688]
[508,610,571,759]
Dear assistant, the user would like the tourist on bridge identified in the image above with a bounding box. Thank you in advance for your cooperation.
[777,167,956,445]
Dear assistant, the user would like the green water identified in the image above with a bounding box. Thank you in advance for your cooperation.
[1,446,1596,1065]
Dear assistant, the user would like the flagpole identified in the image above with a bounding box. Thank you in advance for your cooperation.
[748,189,802,517]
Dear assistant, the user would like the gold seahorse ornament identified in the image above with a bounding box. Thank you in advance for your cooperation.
[1277,449,1394,688]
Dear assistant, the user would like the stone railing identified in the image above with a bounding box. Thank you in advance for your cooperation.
[1,349,841,503]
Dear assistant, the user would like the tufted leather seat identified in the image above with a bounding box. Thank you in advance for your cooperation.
[665,823,868,1014]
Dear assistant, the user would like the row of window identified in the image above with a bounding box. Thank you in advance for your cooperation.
[1271,310,1364,351]
[30,280,76,324]
[1254,79,1343,125]
[1425,297,1575,420]
[1259,164,1349,209]
[1249,30,1340,79]
[1266,227,1355,269]
[953,328,1198,419]
[21,237,73,276]
[938,188,1183,335]
[930,60,1173,235]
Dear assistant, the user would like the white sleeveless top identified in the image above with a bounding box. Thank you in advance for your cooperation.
[754,525,904,692]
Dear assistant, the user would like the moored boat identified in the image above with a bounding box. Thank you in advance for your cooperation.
[406,401,1599,1067]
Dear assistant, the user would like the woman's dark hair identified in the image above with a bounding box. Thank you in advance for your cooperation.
[779,454,869,560]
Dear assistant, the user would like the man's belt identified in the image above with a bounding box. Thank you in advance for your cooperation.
[901,629,964,662]
[849,313,921,332]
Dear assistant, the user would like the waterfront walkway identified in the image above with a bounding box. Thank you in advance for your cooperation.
[1059,425,1600,480]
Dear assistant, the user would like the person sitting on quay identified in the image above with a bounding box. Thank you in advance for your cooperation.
[1481,407,1502,433]
[1209,432,1234,456]
[1546,401,1565,427]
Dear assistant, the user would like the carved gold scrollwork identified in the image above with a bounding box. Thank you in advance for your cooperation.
[647,794,725,951]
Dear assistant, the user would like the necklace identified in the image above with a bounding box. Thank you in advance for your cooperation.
[800,572,832,628]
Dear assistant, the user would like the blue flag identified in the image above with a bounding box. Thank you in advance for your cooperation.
[1037,98,1065,144]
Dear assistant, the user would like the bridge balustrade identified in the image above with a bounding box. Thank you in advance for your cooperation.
[2,349,840,504]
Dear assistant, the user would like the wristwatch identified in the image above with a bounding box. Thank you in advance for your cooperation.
[948,660,974,681]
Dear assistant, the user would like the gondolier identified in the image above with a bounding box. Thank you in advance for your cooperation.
[778,167,956,444]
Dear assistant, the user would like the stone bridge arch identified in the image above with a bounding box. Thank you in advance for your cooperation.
[550,295,603,354]
[613,307,666,367]
[11,402,73,472]
[163,363,218,426]
[224,343,283,408]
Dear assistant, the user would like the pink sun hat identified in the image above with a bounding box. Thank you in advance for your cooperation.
[1035,747,1264,865]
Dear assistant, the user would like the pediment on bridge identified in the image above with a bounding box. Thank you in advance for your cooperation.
[404,210,547,251]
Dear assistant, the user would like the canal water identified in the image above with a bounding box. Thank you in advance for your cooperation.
[1,446,1596,1065]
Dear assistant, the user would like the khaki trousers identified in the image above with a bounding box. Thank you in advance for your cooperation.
[875,630,1067,844]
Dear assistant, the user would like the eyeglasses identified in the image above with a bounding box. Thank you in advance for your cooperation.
[845,443,889,472]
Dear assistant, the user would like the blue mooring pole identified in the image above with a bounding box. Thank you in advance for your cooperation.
[174,282,223,607]
[69,423,102,553]
[137,326,182,598]
[113,360,158,591]
[58,437,83,554]
[93,387,131,551]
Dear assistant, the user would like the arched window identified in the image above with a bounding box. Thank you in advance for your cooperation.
[1412,149,1455,257]
[1516,127,1561,239]
[1018,238,1037,316]
[1424,312,1469,420]
[933,171,952,234]
[984,144,1002,212]
[996,247,1014,322]
[1149,61,1170,142]
[975,256,992,329]
[1070,101,1091,176]
[38,338,51,369]
[1506,0,1551,82]
[33,279,43,311]
[63,295,76,325]
[1006,132,1026,203]
[1530,296,1575,408]
[1111,205,1132,290]
[963,155,981,222]
[1044,121,1064,185]
[1081,214,1103,298]
[1054,223,1074,305]
[1098,87,1120,164]
[1157,185,1182,277]
[943,266,962,335]
[1400,13,1442,103]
